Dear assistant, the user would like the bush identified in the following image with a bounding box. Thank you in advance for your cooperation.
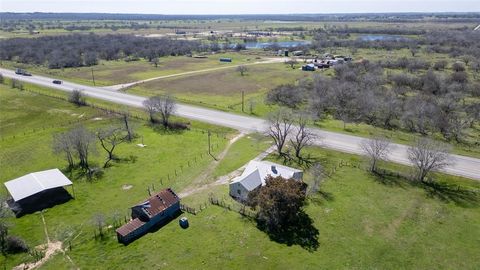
[167,121,190,130]
[6,236,28,253]
[68,90,86,106]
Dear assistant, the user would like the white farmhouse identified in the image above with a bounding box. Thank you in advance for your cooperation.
[229,160,303,201]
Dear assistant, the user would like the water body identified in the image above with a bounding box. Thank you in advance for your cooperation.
[359,35,411,41]
[240,40,311,49]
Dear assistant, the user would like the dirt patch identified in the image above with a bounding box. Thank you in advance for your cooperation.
[47,109,72,115]
[122,184,133,190]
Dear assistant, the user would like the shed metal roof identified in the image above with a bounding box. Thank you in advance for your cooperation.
[231,161,302,191]
[4,169,73,201]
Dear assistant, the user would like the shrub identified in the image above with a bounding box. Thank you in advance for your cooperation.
[6,236,28,253]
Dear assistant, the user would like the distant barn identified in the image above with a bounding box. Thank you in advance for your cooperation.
[3,169,73,217]
[116,188,180,245]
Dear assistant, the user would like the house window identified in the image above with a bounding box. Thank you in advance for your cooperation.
[237,189,241,195]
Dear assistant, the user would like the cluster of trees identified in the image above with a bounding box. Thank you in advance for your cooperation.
[267,108,317,160]
[266,61,479,143]
[142,95,177,128]
[0,33,204,68]
[53,116,134,174]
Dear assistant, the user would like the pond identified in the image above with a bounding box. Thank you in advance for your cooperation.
[359,35,412,41]
[231,41,311,49]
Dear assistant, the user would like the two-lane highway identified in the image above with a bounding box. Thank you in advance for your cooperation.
[1,67,479,180]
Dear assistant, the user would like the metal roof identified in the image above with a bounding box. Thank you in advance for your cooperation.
[231,161,302,191]
[136,188,180,219]
[116,188,179,237]
[4,169,73,201]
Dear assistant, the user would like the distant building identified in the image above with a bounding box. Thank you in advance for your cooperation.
[4,169,73,217]
[293,50,304,56]
[116,188,180,245]
[229,161,303,201]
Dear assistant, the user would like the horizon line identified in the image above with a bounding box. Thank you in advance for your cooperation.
[2,11,480,15]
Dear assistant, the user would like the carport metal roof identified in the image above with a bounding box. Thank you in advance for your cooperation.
[4,169,73,201]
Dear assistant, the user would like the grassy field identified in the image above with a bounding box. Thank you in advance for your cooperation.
[0,52,262,87]
[127,63,309,115]
[0,84,234,268]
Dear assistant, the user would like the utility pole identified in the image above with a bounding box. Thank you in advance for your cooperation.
[241,90,245,112]
[208,130,211,155]
[91,68,96,86]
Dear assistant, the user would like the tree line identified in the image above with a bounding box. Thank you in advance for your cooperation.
[312,28,480,58]
[0,33,204,68]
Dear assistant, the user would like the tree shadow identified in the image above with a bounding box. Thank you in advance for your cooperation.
[257,211,319,252]
[423,181,480,208]
[371,171,411,188]
[318,190,334,201]
[148,121,190,134]
[308,191,334,206]
[276,152,323,171]
[370,170,479,208]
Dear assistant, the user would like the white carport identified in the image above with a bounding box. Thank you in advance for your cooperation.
[4,168,73,202]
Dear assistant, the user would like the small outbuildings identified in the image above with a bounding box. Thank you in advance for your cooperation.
[229,161,303,202]
[3,168,73,217]
[116,188,180,245]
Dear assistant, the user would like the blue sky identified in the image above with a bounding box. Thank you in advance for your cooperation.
[2,0,479,14]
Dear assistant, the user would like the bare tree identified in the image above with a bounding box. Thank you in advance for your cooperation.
[142,96,160,123]
[236,65,248,76]
[157,95,177,128]
[290,112,316,159]
[53,132,75,169]
[407,138,452,182]
[142,95,176,128]
[152,57,160,68]
[97,126,127,168]
[68,90,86,106]
[121,113,134,142]
[360,137,392,173]
[267,108,294,155]
[70,125,96,172]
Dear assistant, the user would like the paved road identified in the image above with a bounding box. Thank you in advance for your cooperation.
[2,67,480,181]
[103,57,288,91]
